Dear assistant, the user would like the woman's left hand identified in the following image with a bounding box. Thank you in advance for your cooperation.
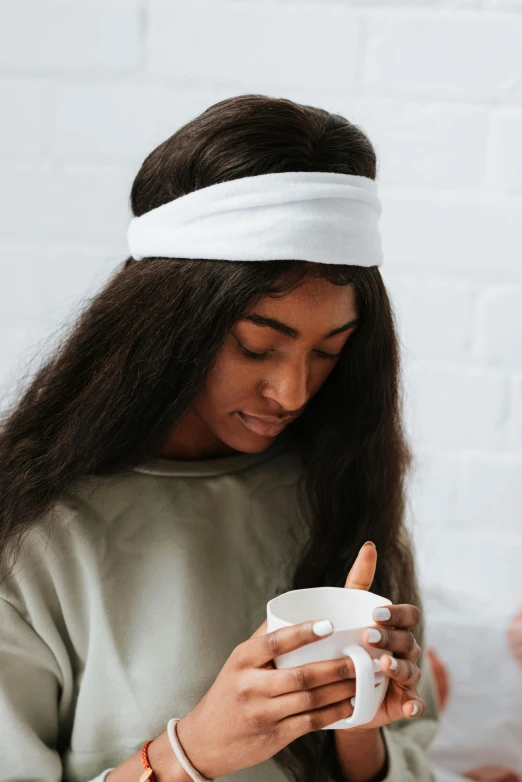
[341,541,425,731]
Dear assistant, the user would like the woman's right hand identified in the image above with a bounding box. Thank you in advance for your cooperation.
[174,617,358,779]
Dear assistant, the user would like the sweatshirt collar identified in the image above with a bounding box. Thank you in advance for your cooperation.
[129,431,291,478]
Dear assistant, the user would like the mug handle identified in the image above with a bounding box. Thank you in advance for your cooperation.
[338,644,380,728]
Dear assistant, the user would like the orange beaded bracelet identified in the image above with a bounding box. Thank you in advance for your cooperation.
[139,739,156,782]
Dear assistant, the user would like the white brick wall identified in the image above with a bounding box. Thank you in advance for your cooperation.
[0,0,520,603]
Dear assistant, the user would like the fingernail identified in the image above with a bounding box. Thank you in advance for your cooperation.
[410,702,419,716]
[372,607,391,621]
[312,619,334,636]
[366,628,382,643]
[388,656,398,671]
[350,697,356,707]
[359,541,376,554]
[372,658,382,673]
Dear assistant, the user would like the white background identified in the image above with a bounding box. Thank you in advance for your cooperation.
[0,0,521,610]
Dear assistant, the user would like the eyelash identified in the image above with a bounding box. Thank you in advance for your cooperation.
[234,338,341,362]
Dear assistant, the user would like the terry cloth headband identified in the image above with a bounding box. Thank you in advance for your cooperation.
[127,170,383,267]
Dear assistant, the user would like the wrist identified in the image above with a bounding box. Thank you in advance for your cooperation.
[334,727,387,782]
[335,725,381,742]
[148,729,193,782]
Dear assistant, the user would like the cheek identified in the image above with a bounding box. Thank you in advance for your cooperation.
[199,348,256,410]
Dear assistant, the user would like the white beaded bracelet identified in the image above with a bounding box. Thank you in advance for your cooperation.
[166,718,215,782]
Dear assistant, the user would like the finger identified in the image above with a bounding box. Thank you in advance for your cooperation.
[264,654,360,697]
[239,617,335,669]
[364,626,416,658]
[371,603,421,629]
[410,641,422,664]
[344,541,377,591]
[402,697,425,719]
[463,767,521,782]
[269,676,357,722]
[379,654,420,686]
[282,696,355,738]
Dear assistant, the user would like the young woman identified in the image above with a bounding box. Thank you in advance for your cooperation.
[0,94,439,782]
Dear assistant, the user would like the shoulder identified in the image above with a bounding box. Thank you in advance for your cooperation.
[0,470,140,603]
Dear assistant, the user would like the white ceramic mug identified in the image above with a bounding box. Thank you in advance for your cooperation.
[266,586,393,729]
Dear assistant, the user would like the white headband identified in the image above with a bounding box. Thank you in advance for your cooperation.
[127,170,383,267]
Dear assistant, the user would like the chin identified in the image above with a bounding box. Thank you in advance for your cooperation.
[230,433,276,454]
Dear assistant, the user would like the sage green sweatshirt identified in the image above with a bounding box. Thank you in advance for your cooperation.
[0,433,438,782]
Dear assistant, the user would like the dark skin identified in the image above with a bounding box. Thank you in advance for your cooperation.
[151,277,424,781]
[159,276,358,460]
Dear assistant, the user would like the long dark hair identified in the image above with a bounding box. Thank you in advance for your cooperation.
[0,94,420,782]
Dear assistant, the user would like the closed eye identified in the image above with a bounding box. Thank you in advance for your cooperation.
[234,338,341,361]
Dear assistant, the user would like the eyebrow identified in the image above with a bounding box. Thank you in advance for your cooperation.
[239,314,359,340]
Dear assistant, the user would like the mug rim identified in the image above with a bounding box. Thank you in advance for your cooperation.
[267,585,392,624]
[266,586,393,621]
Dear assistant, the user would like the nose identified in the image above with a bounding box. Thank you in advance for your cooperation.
[260,357,310,413]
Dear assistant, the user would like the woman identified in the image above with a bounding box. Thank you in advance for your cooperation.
[0,94,439,782]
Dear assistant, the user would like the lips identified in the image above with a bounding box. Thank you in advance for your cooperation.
[235,411,292,436]
[244,414,293,424]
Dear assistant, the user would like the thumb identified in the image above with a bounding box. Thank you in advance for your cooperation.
[250,618,268,638]
[344,541,377,590]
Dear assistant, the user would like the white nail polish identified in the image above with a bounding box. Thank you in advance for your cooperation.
[372,607,391,621]
[312,619,334,636]
[372,658,382,673]
[350,697,356,707]
[410,702,419,716]
[366,628,382,643]
[388,656,398,671]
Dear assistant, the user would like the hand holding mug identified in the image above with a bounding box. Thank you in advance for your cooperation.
[342,541,425,731]
[174,541,424,780]
[174,615,369,778]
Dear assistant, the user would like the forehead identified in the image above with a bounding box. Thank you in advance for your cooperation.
[247,277,359,323]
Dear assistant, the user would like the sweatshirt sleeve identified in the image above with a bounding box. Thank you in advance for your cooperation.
[0,597,115,782]
[376,648,439,781]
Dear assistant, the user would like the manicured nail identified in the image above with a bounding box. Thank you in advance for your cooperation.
[372,658,382,673]
[350,697,356,707]
[410,702,419,716]
[388,656,398,671]
[372,607,391,621]
[312,619,334,636]
[366,628,382,643]
[359,541,376,554]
